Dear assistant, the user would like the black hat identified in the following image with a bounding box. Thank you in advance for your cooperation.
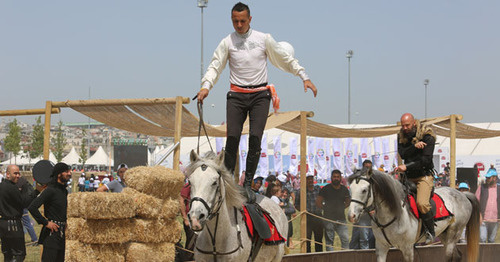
[52,163,70,177]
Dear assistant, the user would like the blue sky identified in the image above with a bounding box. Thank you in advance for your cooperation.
[1,1,499,126]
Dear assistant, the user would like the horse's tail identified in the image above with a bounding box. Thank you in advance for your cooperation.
[464,192,480,262]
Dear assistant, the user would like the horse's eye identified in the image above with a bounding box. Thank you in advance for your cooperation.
[362,189,367,194]
[212,181,217,186]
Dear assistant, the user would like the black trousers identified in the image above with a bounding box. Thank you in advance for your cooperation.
[306,214,324,253]
[224,90,271,175]
[0,219,26,261]
[42,247,64,262]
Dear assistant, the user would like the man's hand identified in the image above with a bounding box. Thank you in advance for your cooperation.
[396,164,407,172]
[414,141,427,149]
[46,221,59,232]
[303,80,317,97]
[197,89,209,104]
[36,183,47,192]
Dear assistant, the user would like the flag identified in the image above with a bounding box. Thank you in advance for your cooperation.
[382,137,390,172]
[325,139,332,176]
[344,138,355,176]
[307,137,316,177]
[239,135,248,176]
[393,137,399,169]
[258,133,269,178]
[216,137,224,155]
[316,138,327,180]
[273,136,282,174]
[372,137,382,169]
[332,138,343,171]
[359,138,370,167]
[289,137,298,176]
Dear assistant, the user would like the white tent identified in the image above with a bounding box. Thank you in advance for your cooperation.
[86,146,113,166]
[62,147,81,165]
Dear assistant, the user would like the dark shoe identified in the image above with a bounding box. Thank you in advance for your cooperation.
[421,211,435,244]
[243,171,256,203]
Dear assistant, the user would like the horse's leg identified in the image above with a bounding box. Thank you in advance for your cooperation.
[440,227,462,262]
[400,245,414,262]
[375,242,390,262]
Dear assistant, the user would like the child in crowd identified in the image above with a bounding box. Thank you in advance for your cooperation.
[266,182,283,207]
[281,188,296,247]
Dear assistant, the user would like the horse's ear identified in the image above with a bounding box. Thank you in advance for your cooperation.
[216,149,225,167]
[190,150,200,163]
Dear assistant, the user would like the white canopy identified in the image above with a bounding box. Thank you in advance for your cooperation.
[86,146,113,166]
[62,147,81,165]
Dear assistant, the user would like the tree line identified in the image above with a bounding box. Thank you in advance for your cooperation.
[3,117,88,166]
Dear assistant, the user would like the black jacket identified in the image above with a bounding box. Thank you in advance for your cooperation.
[398,133,435,179]
[0,178,36,219]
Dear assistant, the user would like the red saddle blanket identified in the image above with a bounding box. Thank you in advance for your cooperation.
[242,206,286,245]
[407,193,453,220]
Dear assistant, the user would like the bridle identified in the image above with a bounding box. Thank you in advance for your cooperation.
[189,164,243,261]
[350,175,397,246]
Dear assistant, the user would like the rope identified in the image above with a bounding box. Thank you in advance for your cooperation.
[175,245,195,254]
[292,210,372,228]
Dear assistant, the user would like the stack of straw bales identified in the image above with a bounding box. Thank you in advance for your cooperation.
[66,166,184,262]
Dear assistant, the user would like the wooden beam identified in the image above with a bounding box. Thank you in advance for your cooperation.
[43,101,53,160]
[450,114,457,188]
[300,111,308,253]
[51,97,190,108]
[0,108,60,116]
[173,96,183,171]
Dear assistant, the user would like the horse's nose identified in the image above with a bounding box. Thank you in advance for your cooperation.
[188,208,207,231]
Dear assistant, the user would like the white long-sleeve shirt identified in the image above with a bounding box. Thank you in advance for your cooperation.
[201,29,309,90]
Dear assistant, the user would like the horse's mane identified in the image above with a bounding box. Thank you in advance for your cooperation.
[185,151,245,208]
[349,168,404,217]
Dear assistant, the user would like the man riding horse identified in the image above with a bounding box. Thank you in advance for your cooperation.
[396,113,436,243]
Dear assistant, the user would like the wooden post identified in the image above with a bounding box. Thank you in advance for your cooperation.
[300,111,308,253]
[43,101,53,160]
[173,96,183,171]
[450,114,457,188]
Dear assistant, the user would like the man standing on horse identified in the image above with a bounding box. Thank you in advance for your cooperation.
[396,113,436,243]
[196,2,317,203]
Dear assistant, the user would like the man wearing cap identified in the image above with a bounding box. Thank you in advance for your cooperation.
[316,169,350,251]
[97,163,127,193]
[475,169,499,243]
[251,176,264,194]
[196,2,317,203]
[294,174,322,253]
[396,113,436,243]
[0,165,39,261]
[28,162,72,262]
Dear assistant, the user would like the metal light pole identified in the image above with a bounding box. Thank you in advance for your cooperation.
[346,50,353,124]
[198,0,208,81]
[424,79,429,119]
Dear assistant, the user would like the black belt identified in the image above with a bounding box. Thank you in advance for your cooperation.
[232,82,268,89]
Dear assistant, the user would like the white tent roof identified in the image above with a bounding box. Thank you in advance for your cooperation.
[1,151,58,165]
[86,146,113,166]
[62,147,80,165]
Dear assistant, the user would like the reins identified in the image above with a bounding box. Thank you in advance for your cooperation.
[193,97,214,154]
[351,176,397,246]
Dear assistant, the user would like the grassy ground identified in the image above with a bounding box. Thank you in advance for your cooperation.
[20,212,500,261]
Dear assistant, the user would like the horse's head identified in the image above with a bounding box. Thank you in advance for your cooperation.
[347,167,374,223]
[186,150,225,232]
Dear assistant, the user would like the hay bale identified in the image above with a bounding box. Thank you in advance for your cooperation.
[132,218,181,243]
[122,188,179,219]
[67,218,133,244]
[125,166,184,199]
[67,192,82,217]
[67,192,135,219]
[66,240,126,262]
[126,242,175,262]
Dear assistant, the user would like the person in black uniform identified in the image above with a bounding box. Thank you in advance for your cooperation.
[396,113,436,243]
[28,163,71,262]
[0,164,38,262]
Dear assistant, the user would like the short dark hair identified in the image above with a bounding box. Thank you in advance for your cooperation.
[331,169,342,176]
[362,159,372,166]
[232,2,250,16]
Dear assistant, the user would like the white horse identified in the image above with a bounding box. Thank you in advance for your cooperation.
[186,150,288,262]
[347,168,480,262]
